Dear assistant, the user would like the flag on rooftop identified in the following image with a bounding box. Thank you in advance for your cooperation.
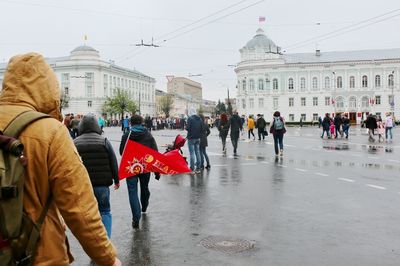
[259,16,266,23]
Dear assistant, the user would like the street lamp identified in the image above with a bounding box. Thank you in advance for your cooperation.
[332,71,336,114]
[390,71,395,117]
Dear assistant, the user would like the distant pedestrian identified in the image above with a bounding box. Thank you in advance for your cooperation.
[377,117,385,142]
[230,110,243,156]
[247,115,255,140]
[270,111,286,156]
[329,121,335,137]
[98,116,105,134]
[299,117,303,128]
[70,114,80,139]
[256,114,267,140]
[199,114,211,169]
[342,114,350,139]
[123,115,130,133]
[318,116,323,128]
[120,114,159,229]
[385,112,394,141]
[334,113,343,138]
[74,114,120,238]
[365,114,377,142]
[321,113,331,139]
[186,108,203,173]
[218,113,230,153]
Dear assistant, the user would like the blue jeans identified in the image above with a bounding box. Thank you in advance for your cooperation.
[273,134,284,155]
[93,186,112,238]
[321,128,330,138]
[386,127,393,140]
[200,146,210,168]
[126,173,151,223]
[188,138,201,170]
[343,124,349,138]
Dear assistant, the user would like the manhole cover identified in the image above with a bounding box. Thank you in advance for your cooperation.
[199,235,254,253]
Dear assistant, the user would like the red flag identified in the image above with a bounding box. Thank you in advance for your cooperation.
[259,16,266,23]
[119,140,191,180]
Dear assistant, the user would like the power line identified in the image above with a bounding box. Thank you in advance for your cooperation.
[284,8,400,51]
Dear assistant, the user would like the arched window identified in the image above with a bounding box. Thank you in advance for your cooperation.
[249,79,255,91]
[288,78,294,90]
[273,78,278,90]
[349,76,355,88]
[258,79,264,90]
[242,79,246,91]
[361,96,369,108]
[336,76,343,88]
[300,77,306,91]
[312,77,318,90]
[349,96,357,108]
[388,74,394,87]
[375,75,381,87]
[324,77,330,89]
[336,96,344,108]
[362,75,368,88]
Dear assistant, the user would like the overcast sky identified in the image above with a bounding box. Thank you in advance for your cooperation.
[1,0,400,101]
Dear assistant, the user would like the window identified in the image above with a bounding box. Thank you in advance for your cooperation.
[289,97,294,107]
[288,78,294,90]
[375,95,381,105]
[312,77,318,90]
[361,96,369,108]
[313,113,318,121]
[242,99,246,109]
[362,75,368,88]
[388,74,394,87]
[289,114,294,121]
[85,72,94,97]
[336,97,344,108]
[324,77,330,89]
[258,98,264,108]
[88,101,92,107]
[301,114,306,121]
[349,97,357,108]
[117,77,120,87]
[249,79,255,92]
[273,97,278,109]
[349,76,355,88]
[300,77,306,91]
[242,79,246,91]
[375,75,381,87]
[103,74,108,97]
[325,96,331,106]
[249,98,254,108]
[336,76,343,88]
[61,73,70,95]
[273,79,278,90]
[258,79,264,91]
[313,97,318,106]
[301,97,306,106]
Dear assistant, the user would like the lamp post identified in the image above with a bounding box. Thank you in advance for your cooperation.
[332,71,336,114]
[390,71,395,117]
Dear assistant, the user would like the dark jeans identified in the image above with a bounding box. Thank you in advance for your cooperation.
[231,135,239,153]
[273,134,284,155]
[93,186,111,238]
[200,146,210,167]
[248,129,255,139]
[126,173,151,223]
[335,125,341,138]
[258,128,266,140]
[221,134,228,151]
[321,128,331,138]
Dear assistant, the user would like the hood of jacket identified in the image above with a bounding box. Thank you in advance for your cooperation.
[0,53,62,121]
[78,114,102,135]
[130,124,148,138]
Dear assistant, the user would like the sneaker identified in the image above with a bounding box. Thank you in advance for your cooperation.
[132,220,139,229]
[280,149,283,156]
[195,168,201,174]
[205,165,211,170]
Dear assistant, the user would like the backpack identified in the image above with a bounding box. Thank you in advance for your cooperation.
[274,117,284,130]
[0,111,50,266]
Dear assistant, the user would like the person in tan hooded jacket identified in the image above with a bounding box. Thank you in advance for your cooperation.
[0,53,121,265]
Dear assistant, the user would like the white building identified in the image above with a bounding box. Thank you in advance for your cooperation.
[0,45,156,118]
[236,29,400,124]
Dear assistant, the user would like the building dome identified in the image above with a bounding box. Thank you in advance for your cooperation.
[243,28,280,53]
[71,45,98,53]
[70,45,100,59]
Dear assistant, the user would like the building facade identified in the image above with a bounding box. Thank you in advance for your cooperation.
[167,77,202,101]
[235,29,400,123]
[0,45,156,118]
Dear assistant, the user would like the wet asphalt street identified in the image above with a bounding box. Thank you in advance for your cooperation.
[68,125,400,266]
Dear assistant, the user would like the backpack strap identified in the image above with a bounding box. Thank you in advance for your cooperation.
[3,110,50,138]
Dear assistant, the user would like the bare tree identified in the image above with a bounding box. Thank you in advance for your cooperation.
[159,94,174,118]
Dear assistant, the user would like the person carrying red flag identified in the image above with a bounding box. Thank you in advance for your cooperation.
[120,114,159,229]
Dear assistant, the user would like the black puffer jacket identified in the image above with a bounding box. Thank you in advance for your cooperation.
[74,115,119,187]
[200,122,210,147]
